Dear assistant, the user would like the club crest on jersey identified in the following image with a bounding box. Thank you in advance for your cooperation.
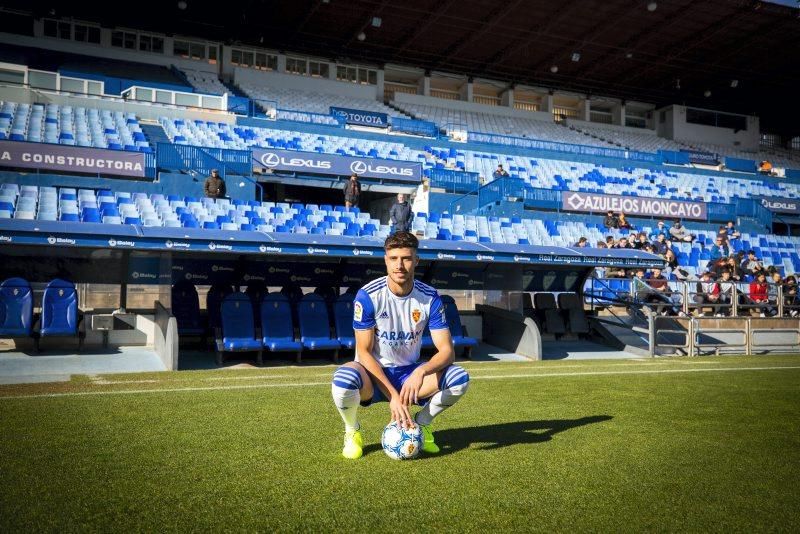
[353,301,363,321]
[412,309,421,323]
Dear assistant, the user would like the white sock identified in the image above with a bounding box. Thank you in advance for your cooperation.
[331,366,362,431]
[416,365,470,426]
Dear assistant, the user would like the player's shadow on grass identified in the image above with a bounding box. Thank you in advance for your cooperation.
[364,415,613,457]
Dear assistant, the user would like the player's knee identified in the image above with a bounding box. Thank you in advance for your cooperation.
[332,365,363,391]
[441,365,470,395]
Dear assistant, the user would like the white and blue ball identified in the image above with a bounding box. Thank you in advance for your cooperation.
[381,421,423,460]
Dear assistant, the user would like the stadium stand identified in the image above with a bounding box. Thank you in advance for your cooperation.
[180,68,228,96]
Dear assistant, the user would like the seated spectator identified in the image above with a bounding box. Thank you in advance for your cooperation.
[741,250,764,276]
[649,220,670,241]
[783,275,799,317]
[492,164,510,179]
[664,249,690,281]
[644,268,683,316]
[708,237,731,261]
[652,233,670,256]
[603,211,619,229]
[575,237,588,247]
[605,264,627,278]
[724,221,741,240]
[747,272,775,317]
[596,240,608,249]
[669,220,694,242]
[605,236,616,248]
[724,256,744,282]
[758,160,773,175]
[614,237,633,249]
[617,212,632,230]
[694,271,720,316]
[633,232,649,250]
[642,243,655,255]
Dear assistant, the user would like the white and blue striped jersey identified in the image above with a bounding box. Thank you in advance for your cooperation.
[352,276,448,368]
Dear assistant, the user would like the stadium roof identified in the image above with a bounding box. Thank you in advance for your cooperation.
[7,0,800,134]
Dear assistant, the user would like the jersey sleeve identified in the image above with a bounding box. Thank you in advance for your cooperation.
[428,293,448,330]
[352,289,376,330]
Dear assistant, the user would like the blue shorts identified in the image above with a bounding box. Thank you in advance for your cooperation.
[361,362,427,407]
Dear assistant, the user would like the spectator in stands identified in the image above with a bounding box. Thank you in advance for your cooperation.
[492,164,509,179]
[716,270,737,316]
[575,237,588,247]
[741,250,764,276]
[652,233,670,256]
[614,237,633,249]
[748,272,774,317]
[668,220,694,243]
[596,240,608,249]
[758,160,773,175]
[724,221,741,240]
[649,220,670,241]
[708,236,731,261]
[617,212,632,230]
[389,193,413,234]
[643,243,655,254]
[203,169,226,199]
[644,267,683,316]
[783,275,798,317]
[633,232,649,250]
[724,256,744,282]
[664,249,690,281]
[694,272,720,316]
[344,174,361,210]
[605,236,616,248]
[603,211,619,229]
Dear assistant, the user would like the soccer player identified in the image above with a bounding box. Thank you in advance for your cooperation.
[330,232,470,459]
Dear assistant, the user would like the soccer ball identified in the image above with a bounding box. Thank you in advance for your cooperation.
[381,421,423,460]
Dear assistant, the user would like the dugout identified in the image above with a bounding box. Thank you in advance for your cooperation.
[0,219,664,367]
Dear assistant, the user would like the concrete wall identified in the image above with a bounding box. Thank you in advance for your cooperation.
[393,92,553,122]
[233,68,380,100]
[566,118,657,135]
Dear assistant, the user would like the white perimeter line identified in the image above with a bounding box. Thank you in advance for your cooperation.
[2,365,800,400]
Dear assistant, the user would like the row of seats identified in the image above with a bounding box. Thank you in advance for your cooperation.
[0,278,84,351]
[524,293,590,337]
[171,282,476,365]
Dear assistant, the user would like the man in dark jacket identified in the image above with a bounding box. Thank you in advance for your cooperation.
[204,169,226,199]
[343,174,361,209]
[389,193,413,234]
[603,211,619,229]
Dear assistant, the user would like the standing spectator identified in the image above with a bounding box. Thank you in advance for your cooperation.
[492,164,509,179]
[343,174,361,210]
[708,237,731,261]
[783,275,798,317]
[748,272,771,317]
[669,220,695,242]
[724,221,741,240]
[389,193,413,234]
[649,220,670,241]
[766,271,783,317]
[694,272,720,316]
[617,212,632,230]
[603,211,619,229]
[203,169,226,199]
[716,270,737,316]
[741,250,764,277]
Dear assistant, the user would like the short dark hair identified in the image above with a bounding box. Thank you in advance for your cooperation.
[384,231,419,251]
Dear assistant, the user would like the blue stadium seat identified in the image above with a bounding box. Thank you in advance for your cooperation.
[35,279,83,351]
[297,293,341,361]
[259,293,302,362]
[0,278,33,338]
[171,281,205,339]
[440,295,478,356]
[215,293,262,366]
[333,293,356,350]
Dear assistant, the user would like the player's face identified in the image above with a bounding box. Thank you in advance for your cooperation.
[385,247,417,285]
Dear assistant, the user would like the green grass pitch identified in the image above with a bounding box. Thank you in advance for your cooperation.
[1,355,799,532]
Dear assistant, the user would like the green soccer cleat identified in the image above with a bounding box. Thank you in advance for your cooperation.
[419,423,440,454]
[342,428,363,460]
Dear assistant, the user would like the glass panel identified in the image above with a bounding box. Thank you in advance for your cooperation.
[358,68,368,84]
[152,37,164,54]
[242,52,253,68]
[43,19,57,37]
[88,27,101,44]
[0,69,24,85]
[203,96,222,109]
[267,55,277,70]
[124,32,136,49]
[190,43,205,60]
[175,93,199,107]
[155,90,172,104]
[139,35,151,52]
[111,31,123,48]
[174,40,190,58]
[255,53,266,69]
[231,49,242,66]
[61,78,85,94]
[87,80,103,95]
[368,70,377,85]
[28,71,57,90]
[208,46,217,62]
[58,22,71,40]
[136,88,153,101]
[74,25,87,42]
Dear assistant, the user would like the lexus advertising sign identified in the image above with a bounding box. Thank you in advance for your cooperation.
[252,148,421,182]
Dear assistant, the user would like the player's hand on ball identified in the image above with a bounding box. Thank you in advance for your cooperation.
[389,395,414,429]
[399,368,425,407]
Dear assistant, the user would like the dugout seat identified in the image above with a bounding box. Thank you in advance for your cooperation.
[333,293,356,350]
[532,293,566,336]
[245,281,268,324]
[297,293,341,362]
[215,293,262,366]
[0,277,34,338]
[34,278,84,351]
[440,295,478,357]
[557,293,590,335]
[260,293,302,362]
[171,281,205,340]
[206,283,233,332]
